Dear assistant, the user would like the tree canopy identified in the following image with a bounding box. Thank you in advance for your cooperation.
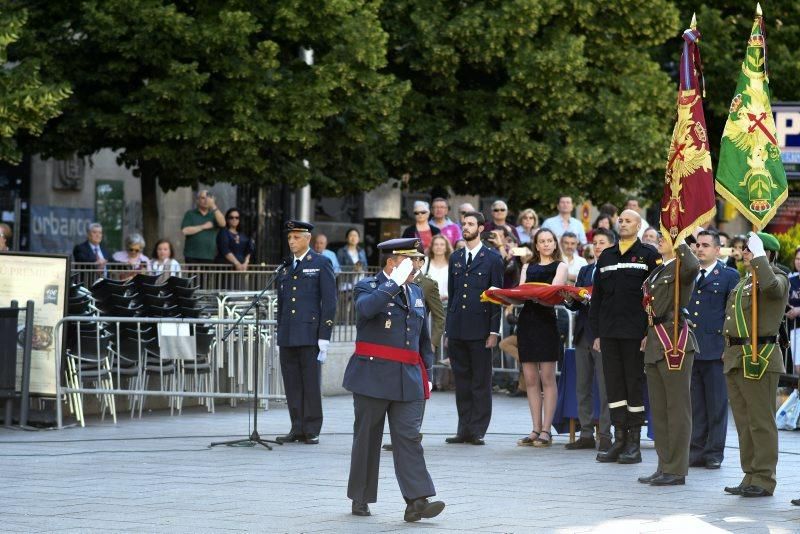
[0,9,70,164]
[5,0,408,193]
[381,0,680,210]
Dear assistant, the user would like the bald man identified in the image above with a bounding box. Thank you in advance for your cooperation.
[590,209,661,465]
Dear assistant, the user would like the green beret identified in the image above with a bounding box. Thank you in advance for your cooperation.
[757,232,780,252]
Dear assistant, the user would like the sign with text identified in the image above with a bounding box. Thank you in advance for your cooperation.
[0,252,69,395]
[29,205,94,254]
[775,103,800,178]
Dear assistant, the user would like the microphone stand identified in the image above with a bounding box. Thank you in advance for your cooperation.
[210,261,289,450]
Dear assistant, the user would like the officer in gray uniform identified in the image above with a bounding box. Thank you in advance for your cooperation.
[343,237,445,523]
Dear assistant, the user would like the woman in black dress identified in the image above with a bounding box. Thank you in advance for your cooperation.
[516,228,568,447]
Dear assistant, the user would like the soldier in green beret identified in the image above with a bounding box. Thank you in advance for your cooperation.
[722,231,788,498]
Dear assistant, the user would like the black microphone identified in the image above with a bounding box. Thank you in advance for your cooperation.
[277,257,292,272]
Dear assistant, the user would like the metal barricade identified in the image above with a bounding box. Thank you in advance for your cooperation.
[54,315,281,429]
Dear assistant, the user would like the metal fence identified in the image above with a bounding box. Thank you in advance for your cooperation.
[71,263,376,341]
[55,315,281,428]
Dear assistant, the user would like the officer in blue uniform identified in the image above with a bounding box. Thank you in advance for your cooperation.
[687,230,740,469]
[445,210,504,445]
[343,237,445,523]
[275,220,337,445]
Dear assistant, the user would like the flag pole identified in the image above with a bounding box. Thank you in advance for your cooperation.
[751,224,759,364]
[673,255,680,355]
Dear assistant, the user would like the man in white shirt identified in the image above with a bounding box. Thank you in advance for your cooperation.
[541,196,587,245]
[561,231,587,284]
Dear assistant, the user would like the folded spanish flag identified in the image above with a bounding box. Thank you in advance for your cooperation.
[480,282,592,306]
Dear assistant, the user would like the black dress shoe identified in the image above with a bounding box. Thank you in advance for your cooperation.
[382,443,393,451]
[791,498,800,506]
[304,434,319,445]
[565,437,596,450]
[404,498,445,522]
[741,485,772,497]
[705,459,722,470]
[724,484,744,495]
[470,436,486,445]
[445,435,469,444]
[597,437,612,452]
[650,473,685,486]
[689,459,705,468]
[352,501,371,516]
[275,432,304,444]
[638,471,662,484]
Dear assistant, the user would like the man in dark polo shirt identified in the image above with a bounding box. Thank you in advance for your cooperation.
[180,189,225,264]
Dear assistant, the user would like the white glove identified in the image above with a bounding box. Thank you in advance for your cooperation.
[389,258,414,286]
[317,339,329,363]
[746,231,766,258]
[428,381,433,392]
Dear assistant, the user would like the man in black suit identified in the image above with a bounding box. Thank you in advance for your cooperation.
[564,228,615,452]
[72,223,112,270]
[444,211,504,445]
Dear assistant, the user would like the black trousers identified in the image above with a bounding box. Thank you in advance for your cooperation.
[600,337,646,429]
[279,345,322,435]
[449,338,493,438]
[348,394,435,503]
[690,359,728,464]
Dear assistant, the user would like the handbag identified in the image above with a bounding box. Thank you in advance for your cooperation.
[776,389,800,431]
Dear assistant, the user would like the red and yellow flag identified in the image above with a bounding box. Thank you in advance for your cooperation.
[480,283,590,307]
[661,15,716,247]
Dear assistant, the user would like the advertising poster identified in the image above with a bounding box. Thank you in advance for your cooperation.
[29,205,94,254]
[0,252,69,395]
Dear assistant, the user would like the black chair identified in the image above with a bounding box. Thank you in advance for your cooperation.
[167,275,199,289]
[64,331,117,426]
[133,273,163,287]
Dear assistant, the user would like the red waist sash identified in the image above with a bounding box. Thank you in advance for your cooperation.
[355,341,430,399]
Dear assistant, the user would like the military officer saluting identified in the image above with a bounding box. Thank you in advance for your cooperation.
[343,237,445,523]
[638,232,699,487]
[275,220,337,445]
[723,232,788,498]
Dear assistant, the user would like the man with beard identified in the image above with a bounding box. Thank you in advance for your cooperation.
[444,211,504,445]
[590,209,661,465]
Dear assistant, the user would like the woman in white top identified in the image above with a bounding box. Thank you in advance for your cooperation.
[150,239,182,276]
[424,234,452,302]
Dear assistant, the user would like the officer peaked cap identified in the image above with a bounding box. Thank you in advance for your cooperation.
[284,220,314,233]
[378,238,425,257]
[756,232,780,252]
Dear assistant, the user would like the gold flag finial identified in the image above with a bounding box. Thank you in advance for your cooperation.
[756,2,762,16]
[690,12,697,30]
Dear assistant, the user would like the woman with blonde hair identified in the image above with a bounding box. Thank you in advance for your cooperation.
[516,209,538,245]
[424,234,453,303]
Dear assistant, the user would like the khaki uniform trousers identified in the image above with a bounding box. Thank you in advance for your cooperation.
[725,370,780,493]
[645,353,693,476]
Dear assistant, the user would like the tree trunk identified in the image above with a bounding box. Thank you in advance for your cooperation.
[141,172,159,253]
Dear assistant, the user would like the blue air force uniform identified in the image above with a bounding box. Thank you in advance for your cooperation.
[687,260,740,466]
[446,243,504,441]
[276,221,337,441]
[343,238,441,516]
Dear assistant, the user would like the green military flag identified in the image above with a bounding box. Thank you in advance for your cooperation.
[715,3,787,229]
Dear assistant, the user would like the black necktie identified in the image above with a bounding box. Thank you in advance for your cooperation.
[697,268,707,286]
[294,258,300,270]
[467,251,473,267]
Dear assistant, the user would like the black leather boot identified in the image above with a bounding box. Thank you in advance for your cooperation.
[618,426,642,464]
[596,427,626,463]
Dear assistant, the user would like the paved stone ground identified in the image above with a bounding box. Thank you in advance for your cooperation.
[1,391,799,533]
